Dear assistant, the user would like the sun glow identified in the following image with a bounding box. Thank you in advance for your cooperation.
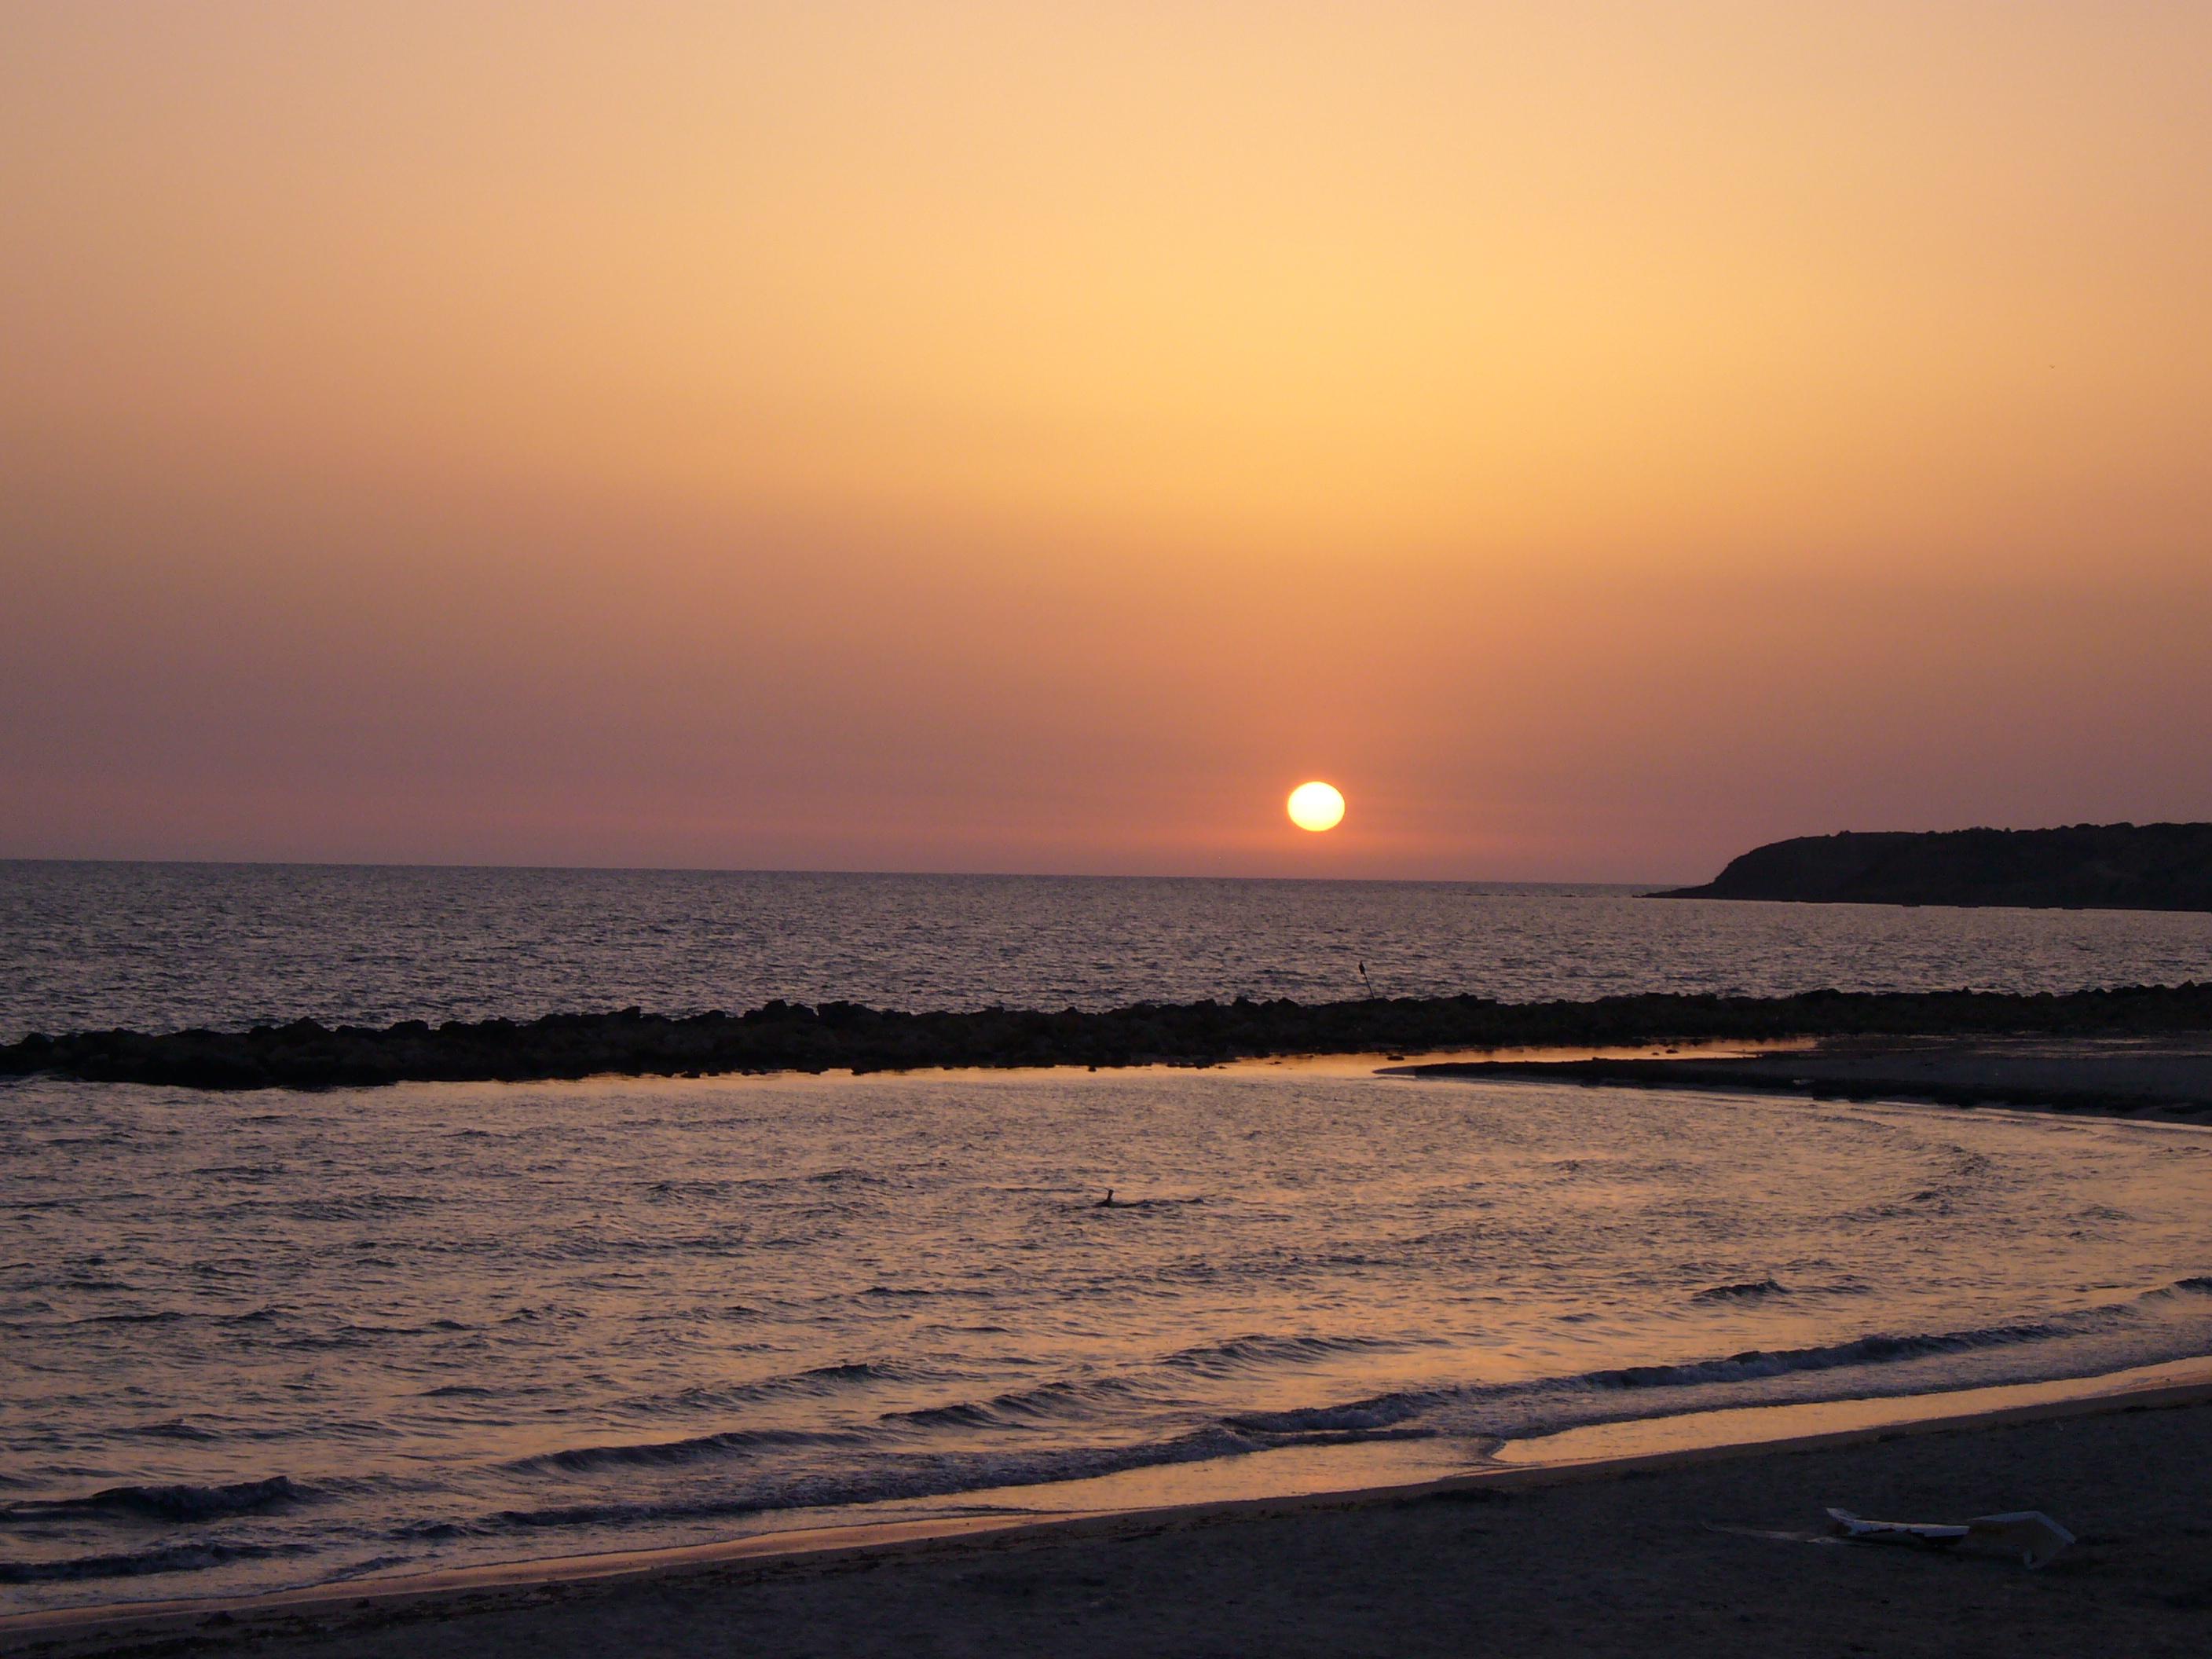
[1287,782,1346,833]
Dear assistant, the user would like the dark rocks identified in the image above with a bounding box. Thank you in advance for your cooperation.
[2,982,2210,1092]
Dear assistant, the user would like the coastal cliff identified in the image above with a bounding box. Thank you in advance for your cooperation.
[1654,822,2212,911]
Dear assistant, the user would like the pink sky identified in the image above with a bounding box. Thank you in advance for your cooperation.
[5,3,2210,881]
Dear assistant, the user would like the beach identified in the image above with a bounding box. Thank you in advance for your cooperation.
[9,1049,2212,1623]
[13,1380,2211,1657]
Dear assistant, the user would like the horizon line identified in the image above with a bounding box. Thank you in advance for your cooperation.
[0,853,1684,890]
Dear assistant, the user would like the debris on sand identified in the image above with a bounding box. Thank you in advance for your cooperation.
[1826,1506,2075,1569]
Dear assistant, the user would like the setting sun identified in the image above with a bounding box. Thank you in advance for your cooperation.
[1287,782,1346,833]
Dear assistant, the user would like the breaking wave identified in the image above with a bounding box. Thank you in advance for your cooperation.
[1228,1280,2212,1440]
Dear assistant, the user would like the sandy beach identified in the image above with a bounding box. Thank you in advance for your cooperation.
[13,1375,2212,1659]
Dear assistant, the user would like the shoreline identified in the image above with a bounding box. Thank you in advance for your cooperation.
[13,1354,2212,1651]
[6,982,2212,1091]
[13,1021,2212,1653]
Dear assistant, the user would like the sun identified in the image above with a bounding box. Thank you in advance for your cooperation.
[1287,781,1346,833]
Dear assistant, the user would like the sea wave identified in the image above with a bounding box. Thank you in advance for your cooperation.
[1159,1331,1420,1375]
[0,1539,313,1584]
[0,1476,313,1527]
[473,1424,1328,1534]
[881,1375,1149,1431]
[1690,1278,1789,1302]
[10,1276,2210,1588]
[2144,1275,2212,1300]
[631,1359,943,1413]
[506,1426,859,1475]
[1229,1279,2212,1437]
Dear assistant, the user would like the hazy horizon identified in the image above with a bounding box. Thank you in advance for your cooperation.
[7,3,2210,880]
[2,851,1689,886]
[8,816,2205,890]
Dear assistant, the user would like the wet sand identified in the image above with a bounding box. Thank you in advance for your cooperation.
[13,1377,2212,1659]
[1393,1034,2212,1118]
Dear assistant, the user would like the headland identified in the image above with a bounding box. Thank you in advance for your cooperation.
[1654,821,2212,910]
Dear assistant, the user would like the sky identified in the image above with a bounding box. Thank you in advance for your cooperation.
[4,2,2210,881]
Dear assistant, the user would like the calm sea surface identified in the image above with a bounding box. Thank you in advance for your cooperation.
[5,861,2212,1041]
[4,863,2211,1614]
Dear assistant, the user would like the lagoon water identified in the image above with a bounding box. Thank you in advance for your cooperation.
[4,863,2212,1613]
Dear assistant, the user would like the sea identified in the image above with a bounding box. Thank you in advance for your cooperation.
[5,862,2212,1616]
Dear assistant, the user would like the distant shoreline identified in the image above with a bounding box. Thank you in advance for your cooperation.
[6,983,2211,1092]
[1656,822,2212,911]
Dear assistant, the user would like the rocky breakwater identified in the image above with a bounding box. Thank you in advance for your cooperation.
[5,983,2212,1090]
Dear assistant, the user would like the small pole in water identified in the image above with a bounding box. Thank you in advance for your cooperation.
[1358,959,1374,998]
[1097,1188,1115,1207]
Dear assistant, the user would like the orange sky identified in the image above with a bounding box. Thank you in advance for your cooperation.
[4,2,2209,880]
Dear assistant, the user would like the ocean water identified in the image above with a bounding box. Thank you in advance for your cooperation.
[5,862,2212,1615]
[6,861,2212,1042]
[3,1064,2210,1614]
